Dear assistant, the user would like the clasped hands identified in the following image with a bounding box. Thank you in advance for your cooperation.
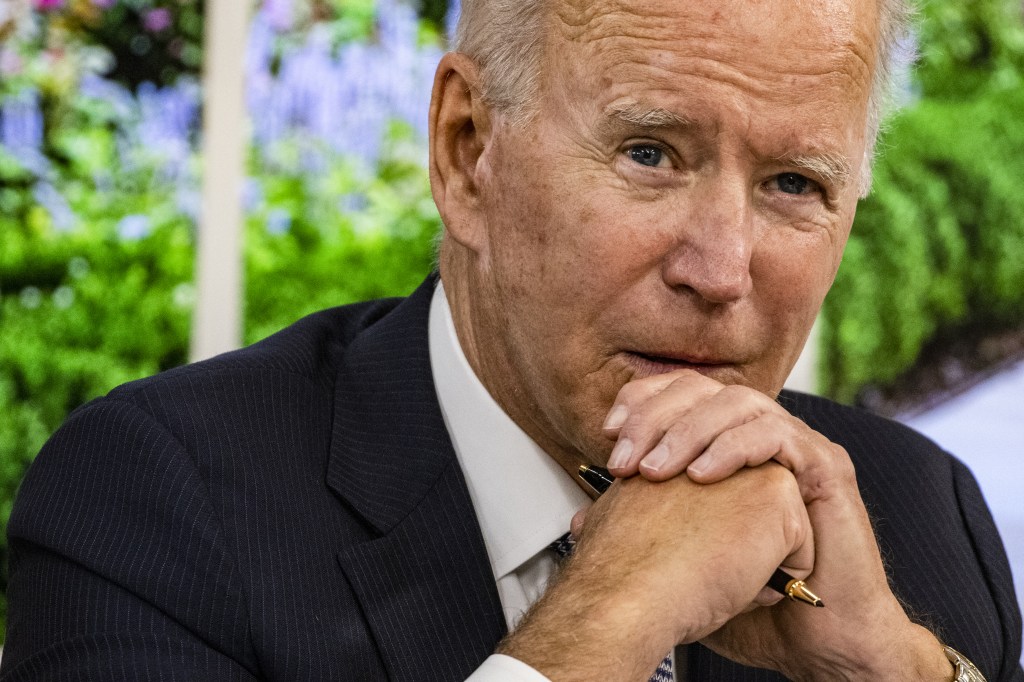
[501,370,951,682]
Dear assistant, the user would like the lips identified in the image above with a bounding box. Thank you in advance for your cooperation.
[624,350,738,380]
[633,350,730,366]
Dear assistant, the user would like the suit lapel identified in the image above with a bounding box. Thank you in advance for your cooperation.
[327,277,507,681]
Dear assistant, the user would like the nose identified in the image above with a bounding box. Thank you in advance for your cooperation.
[661,179,755,304]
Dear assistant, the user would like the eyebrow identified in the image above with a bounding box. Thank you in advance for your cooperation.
[604,100,697,129]
[777,151,853,189]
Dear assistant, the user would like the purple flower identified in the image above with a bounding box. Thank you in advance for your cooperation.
[91,0,116,8]
[263,0,293,32]
[0,49,23,78]
[143,8,172,33]
[242,178,264,212]
[33,182,77,231]
[33,0,64,11]
[134,79,201,180]
[338,193,368,214]
[117,214,152,240]
[245,0,437,167]
[445,0,461,42]
[1,88,44,153]
[266,208,292,235]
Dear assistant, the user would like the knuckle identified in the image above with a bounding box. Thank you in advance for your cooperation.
[666,368,713,393]
[762,463,802,499]
[765,411,792,431]
[709,428,745,461]
[719,383,767,410]
[781,503,808,549]
[828,442,857,483]
[716,383,751,406]
[619,408,658,443]
[614,380,647,407]
[662,419,694,445]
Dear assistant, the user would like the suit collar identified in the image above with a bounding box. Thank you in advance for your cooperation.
[326,275,507,680]
[327,275,452,534]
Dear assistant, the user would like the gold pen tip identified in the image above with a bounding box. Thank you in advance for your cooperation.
[786,580,825,608]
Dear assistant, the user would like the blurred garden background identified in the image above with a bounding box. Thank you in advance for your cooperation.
[1,0,1023,644]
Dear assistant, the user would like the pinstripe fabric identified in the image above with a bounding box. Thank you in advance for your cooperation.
[3,276,1022,681]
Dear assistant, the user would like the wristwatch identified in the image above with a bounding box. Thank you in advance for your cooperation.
[944,646,987,682]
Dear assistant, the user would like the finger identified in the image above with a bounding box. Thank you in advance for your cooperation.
[746,466,817,608]
[601,373,683,437]
[688,415,850,507]
[602,369,717,439]
[683,411,792,483]
[752,586,785,608]
[570,509,587,537]
[606,371,724,475]
[633,384,780,481]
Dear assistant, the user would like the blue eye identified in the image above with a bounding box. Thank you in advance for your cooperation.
[628,145,664,167]
[776,173,811,195]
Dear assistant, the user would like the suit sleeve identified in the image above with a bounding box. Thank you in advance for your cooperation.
[1,398,260,681]
[950,458,1024,682]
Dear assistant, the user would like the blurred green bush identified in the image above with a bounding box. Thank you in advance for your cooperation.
[821,0,1024,402]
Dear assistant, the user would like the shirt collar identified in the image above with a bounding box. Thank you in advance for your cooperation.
[428,283,591,580]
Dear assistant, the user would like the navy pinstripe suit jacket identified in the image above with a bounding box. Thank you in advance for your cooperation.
[3,277,1022,681]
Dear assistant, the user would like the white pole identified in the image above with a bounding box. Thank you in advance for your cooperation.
[190,0,253,361]
[785,317,820,395]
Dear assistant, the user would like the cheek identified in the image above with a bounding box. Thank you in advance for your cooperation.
[753,228,840,327]
[486,182,623,304]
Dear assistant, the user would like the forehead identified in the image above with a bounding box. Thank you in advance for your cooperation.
[543,0,878,141]
[552,0,877,72]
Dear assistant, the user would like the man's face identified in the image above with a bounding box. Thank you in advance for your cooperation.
[461,0,877,465]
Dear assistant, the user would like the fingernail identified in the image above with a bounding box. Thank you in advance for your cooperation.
[607,438,633,469]
[603,405,628,430]
[688,453,712,477]
[642,443,670,472]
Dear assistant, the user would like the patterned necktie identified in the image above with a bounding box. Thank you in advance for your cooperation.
[548,532,675,682]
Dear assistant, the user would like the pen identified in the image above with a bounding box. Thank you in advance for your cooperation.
[578,464,824,608]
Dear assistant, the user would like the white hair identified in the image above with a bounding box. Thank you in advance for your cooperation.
[452,0,916,196]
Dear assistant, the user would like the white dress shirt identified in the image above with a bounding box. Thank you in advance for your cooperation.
[428,284,592,681]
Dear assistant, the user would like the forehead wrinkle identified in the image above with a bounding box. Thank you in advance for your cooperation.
[554,0,681,42]
[550,1,873,99]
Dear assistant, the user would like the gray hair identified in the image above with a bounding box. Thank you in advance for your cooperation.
[452,0,916,196]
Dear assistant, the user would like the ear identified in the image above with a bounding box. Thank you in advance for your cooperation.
[428,52,495,255]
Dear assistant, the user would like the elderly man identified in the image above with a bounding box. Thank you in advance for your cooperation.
[2,0,1021,680]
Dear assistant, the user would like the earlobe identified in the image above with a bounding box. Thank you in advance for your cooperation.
[428,52,493,254]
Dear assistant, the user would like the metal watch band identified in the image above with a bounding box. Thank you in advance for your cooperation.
[943,646,987,682]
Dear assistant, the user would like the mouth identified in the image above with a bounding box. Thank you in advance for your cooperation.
[624,351,737,380]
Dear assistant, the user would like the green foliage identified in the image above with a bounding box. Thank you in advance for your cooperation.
[822,82,1024,402]
[243,126,440,344]
[915,0,1024,100]
[68,0,206,88]
[418,0,452,34]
